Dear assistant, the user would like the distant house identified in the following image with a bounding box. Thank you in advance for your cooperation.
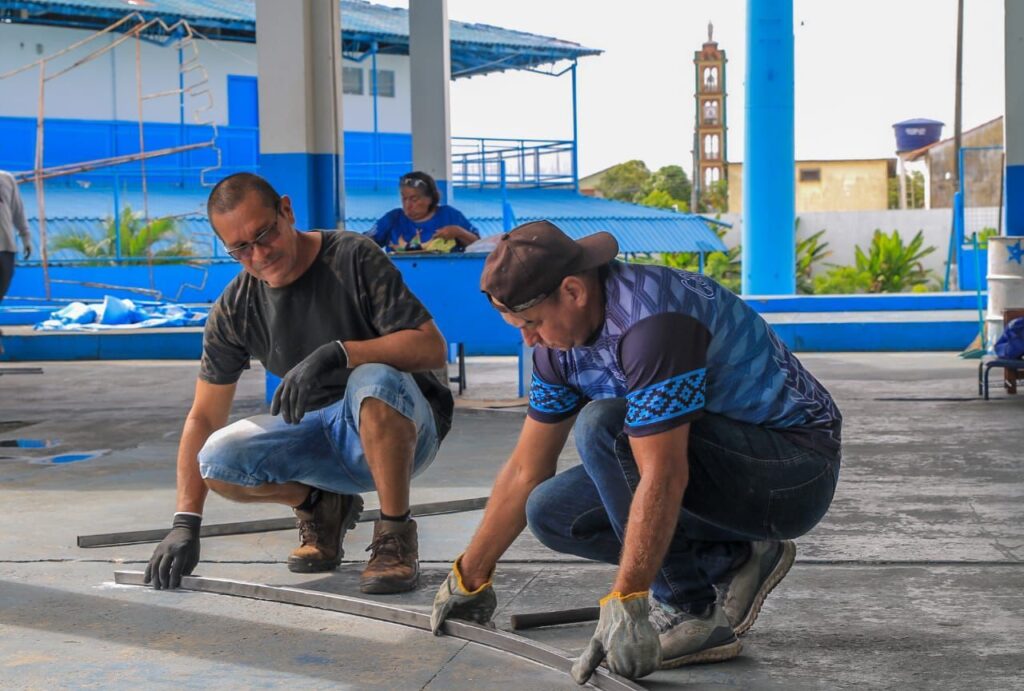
[902,116,1003,209]
[727,158,895,213]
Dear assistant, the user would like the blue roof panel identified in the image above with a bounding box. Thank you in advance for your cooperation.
[4,0,601,77]
[20,185,726,256]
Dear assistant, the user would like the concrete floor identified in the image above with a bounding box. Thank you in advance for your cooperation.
[1,353,1022,689]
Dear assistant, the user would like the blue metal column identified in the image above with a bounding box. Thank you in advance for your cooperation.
[1006,0,1024,237]
[571,59,579,191]
[370,42,381,189]
[254,0,345,231]
[409,0,453,204]
[743,0,795,294]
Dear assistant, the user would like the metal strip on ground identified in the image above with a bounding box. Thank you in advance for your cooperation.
[113,570,644,691]
[78,496,489,548]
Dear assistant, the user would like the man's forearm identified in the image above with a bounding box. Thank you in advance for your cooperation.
[460,459,539,588]
[612,468,688,594]
[175,417,215,514]
[344,325,446,372]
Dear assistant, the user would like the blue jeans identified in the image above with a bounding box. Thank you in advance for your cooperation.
[525,399,840,609]
[199,364,439,494]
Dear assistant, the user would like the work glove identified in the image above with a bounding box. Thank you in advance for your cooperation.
[271,341,347,424]
[430,555,497,634]
[571,591,661,684]
[144,513,201,590]
[22,242,31,261]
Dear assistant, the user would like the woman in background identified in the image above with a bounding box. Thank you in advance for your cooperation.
[367,171,479,252]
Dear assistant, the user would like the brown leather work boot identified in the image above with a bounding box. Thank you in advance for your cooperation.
[359,518,420,593]
[287,491,364,573]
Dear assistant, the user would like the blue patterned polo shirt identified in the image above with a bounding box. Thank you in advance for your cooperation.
[528,261,842,450]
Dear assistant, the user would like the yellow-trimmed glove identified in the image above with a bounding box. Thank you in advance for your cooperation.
[571,591,661,684]
[430,555,497,635]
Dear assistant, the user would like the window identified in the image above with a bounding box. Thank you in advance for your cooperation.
[799,168,822,182]
[375,69,395,98]
[703,134,720,159]
[343,67,363,95]
[703,66,718,92]
[703,100,718,124]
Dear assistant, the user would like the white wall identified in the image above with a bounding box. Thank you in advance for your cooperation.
[0,23,411,132]
[717,208,993,277]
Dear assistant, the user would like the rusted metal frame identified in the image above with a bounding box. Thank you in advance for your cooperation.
[78,496,490,548]
[112,571,643,691]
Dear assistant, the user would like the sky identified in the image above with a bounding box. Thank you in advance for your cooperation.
[375,0,1005,177]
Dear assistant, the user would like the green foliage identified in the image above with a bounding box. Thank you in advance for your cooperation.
[596,161,692,211]
[635,188,687,211]
[971,227,1000,249]
[627,223,740,292]
[49,207,193,264]
[698,180,729,213]
[814,228,937,294]
[595,160,650,202]
[795,220,831,294]
[642,165,691,206]
[887,170,926,209]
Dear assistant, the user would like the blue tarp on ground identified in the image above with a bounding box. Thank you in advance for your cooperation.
[34,296,207,331]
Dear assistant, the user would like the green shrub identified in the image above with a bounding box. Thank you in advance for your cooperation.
[49,207,193,264]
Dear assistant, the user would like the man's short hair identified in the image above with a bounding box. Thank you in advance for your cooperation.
[207,173,281,227]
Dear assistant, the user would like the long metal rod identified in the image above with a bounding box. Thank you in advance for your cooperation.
[112,571,643,691]
[510,606,600,631]
[78,496,489,548]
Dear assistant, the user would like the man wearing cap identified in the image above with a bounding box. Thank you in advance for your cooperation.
[430,220,842,682]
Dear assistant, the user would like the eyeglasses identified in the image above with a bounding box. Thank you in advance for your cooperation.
[224,206,280,260]
[400,176,428,190]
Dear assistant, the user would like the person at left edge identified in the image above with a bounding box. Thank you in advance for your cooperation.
[366,171,480,251]
[144,172,453,595]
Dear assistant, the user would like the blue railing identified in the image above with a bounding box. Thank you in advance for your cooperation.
[2,117,576,190]
[451,137,575,189]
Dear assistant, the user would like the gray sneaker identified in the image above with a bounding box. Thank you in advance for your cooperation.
[717,540,796,635]
[649,598,741,668]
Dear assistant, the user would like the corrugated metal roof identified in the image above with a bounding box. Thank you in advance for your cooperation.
[347,189,727,253]
[3,1,601,77]
[20,185,726,257]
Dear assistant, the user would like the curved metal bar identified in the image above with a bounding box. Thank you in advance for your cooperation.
[113,570,644,691]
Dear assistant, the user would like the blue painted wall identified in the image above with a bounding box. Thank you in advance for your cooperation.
[6,259,983,359]
[0,116,411,189]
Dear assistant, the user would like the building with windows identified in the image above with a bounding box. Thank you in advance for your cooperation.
[0,0,726,269]
[727,158,895,213]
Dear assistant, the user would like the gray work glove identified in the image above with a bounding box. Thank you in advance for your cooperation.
[571,591,661,684]
[430,555,497,634]
[271,341,347,424]
[22,242,31,261]
[144,513,201,590]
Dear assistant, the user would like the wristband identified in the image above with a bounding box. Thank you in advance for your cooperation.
[335,340,350,368]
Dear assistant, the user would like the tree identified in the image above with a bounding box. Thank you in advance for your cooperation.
[644,165,692,206]
[699,180,729,213]
[595,160,650,202]
[887,171,926,209]
[49,206,193,264]
[813,229,937,294]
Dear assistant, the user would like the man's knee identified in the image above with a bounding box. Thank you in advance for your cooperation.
[573,399,628,464]
[525,481,562,550]
[204,477,251,502]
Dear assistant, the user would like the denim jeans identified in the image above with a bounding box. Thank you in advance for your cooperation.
[198,364,439,494]
[525,399,840,609]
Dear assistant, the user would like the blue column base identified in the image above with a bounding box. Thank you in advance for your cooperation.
[260,152,341,231]
[1007,164,1024,237]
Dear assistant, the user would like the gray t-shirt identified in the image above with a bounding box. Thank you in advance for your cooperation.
[0,171,31,254]
[200,230,454,439]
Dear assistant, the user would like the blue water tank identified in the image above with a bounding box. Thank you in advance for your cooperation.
[893,118,944,153]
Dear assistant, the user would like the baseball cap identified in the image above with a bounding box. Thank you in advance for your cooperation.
[480,220,618,313]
